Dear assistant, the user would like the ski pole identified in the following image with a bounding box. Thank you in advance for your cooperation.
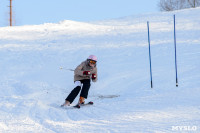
[147,21,153,88]
[174,14,178,87]
[59,67,74,71]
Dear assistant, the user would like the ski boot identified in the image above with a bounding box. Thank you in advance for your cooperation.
[61,100,70,107]
[74,97,85,109]
[79,96,85,105]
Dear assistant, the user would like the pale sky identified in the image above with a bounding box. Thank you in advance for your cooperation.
[0,0,159,26]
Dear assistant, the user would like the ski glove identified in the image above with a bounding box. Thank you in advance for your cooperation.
[92,74,97,80]
[83,71,90,75]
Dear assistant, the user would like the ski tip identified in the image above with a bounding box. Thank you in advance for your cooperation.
[88,101,94,105]
[74,104,81,109]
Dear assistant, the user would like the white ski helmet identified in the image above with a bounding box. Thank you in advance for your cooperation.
[87,55,97,62]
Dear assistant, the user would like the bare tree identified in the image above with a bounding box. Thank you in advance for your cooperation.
[159,0,184,11]
[159,0,173,11]
[159,0,200,11]
[187,0,200,7]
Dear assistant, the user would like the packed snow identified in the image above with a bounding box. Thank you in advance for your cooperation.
[0,7,200,133]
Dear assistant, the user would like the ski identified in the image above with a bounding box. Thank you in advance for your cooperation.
[60,101,93,109]
[73,104,81,109]
[60,104,80,109]
[74,101,94,108]
[80,101,94,107]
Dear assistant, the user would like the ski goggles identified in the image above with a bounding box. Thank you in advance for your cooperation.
[89,60,96,64]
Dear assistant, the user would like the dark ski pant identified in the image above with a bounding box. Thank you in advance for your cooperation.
[65,79,91,104]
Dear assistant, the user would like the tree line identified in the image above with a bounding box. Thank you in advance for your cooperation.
[159,0,200,11]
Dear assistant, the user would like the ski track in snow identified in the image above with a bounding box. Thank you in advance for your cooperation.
[0,7,200,133]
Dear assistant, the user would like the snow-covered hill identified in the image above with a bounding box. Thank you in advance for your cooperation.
[0,7,200,133]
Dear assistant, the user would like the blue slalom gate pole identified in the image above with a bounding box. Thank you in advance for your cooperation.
[147,21,153,88]
[174,15,178,87]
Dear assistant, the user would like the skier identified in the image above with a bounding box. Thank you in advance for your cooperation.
[61,55,98,107]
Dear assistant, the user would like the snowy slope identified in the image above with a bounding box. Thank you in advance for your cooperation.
[0,7,200,133]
